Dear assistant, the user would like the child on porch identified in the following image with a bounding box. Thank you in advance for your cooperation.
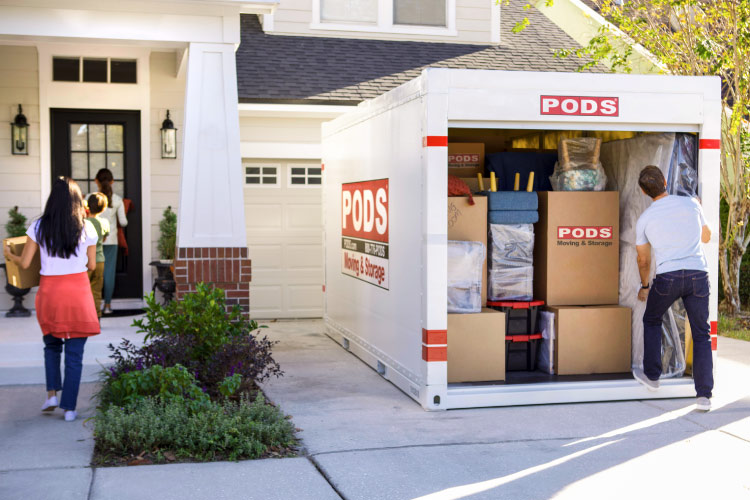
[86,193,110,318]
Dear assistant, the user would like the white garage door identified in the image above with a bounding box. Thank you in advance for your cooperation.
[243,160,324,319]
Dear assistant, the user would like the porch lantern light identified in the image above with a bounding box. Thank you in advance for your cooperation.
[160,110,177,159]
[11,105,29,156]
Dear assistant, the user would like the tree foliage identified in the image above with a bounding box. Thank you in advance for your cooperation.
[508,0,750,314]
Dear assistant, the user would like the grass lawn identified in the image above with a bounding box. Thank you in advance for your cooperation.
[718,313,750,342]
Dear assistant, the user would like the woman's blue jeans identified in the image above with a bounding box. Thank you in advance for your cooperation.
[643,270,713,398]
[43,335,87,411]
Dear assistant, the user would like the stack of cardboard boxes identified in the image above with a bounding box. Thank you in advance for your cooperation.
[447,145,507,383]
[535,192,631,375]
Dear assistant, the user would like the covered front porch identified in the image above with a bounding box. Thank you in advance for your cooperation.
[0,0,276,313]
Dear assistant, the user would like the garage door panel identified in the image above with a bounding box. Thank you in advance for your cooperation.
[250,268,285,285]
[248,244,283,268]
[249,285,283,317]
[283,268,323,285]
[286,203,322,229]
[246,203,282,229]
[286,243,324,269]
[286,285,324,315]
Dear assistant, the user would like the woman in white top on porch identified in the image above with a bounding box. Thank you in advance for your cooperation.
[94,168,128,315]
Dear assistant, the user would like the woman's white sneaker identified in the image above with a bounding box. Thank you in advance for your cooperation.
[41,396,58,412]
[64,410,77,422]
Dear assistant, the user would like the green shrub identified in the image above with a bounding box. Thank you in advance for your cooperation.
[94,393,296,462]
[218,373,242,398]
[100,364,209,409]
[157,206,177,260]
[5,206,27,238]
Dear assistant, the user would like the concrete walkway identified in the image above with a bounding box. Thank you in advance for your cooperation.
[1,316,749,499]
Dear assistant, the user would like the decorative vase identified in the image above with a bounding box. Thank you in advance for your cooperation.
[149,260,175,304]
[0,263,31,317]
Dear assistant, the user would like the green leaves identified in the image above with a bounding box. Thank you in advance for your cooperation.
[5,206,27,238]
[157,206,177,260]
[101,363,209,409]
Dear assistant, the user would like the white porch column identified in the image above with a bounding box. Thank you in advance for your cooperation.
[174,42,251,312]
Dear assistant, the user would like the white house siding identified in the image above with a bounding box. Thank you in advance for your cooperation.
[149,51,185,263]
[0,45,40,310]
[268,0,493,44]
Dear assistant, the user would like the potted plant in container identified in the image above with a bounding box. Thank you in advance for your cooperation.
[149,206,177,304]
[2,206,32,317]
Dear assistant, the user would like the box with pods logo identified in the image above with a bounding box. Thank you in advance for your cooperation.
[534,191,619,306]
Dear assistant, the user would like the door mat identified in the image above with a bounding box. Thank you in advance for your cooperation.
[103,309,144,318]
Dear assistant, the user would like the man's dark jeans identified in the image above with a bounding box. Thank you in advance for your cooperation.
[643,270,713,398]
[43,335,87,411]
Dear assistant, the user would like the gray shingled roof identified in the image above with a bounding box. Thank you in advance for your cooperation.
[236,2,600,104]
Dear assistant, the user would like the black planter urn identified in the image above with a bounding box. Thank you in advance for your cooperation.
[149,260,176,304]
[0,263,31,318]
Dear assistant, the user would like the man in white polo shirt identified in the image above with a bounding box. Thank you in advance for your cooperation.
[633,165,713,411]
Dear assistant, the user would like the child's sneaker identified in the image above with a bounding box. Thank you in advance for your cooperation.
[41,395,58,412]
[64,410,77,422]
[696,397,711,411]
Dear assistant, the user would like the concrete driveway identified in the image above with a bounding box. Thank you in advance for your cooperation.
[1,316,749,499]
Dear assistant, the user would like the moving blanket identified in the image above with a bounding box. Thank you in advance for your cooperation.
[601,132,687,378]
[488,211,539,225]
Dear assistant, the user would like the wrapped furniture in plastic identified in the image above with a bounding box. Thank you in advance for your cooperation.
[667,133,698,198]
[447,240,485,313]
[600,132,688,378]
[550,137,608,191]
[489,224,534,301]
[538,311,555,374]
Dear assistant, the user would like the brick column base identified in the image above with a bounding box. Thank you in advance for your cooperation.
[174,247,251,315]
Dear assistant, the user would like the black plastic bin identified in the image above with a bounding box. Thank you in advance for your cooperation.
[487,300,544,336]
[506,333,542,371]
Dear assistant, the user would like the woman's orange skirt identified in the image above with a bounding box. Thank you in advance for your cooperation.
[36,272,100,338]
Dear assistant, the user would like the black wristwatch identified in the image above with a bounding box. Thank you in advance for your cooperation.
[641,283,650,289]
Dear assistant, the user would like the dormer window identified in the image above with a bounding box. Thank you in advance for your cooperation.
[313,0,454,35]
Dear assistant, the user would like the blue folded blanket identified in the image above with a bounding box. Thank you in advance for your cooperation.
[483,191,538,211]
[488,210,539,224]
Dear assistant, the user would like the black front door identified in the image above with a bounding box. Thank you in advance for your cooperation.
[51,109,142,299]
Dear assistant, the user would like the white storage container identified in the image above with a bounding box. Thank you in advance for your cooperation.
[322,68,720,410]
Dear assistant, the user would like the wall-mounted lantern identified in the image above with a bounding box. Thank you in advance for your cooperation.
[11,105,29,155]
[160,110,177,159]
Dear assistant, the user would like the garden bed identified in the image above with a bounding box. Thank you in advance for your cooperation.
[92,284,298,466]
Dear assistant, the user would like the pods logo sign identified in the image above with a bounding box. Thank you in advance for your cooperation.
[558,226,613,239]
[341,179,389,289]
[540,96,619,117]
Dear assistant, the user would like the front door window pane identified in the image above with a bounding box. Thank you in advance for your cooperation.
[107,153,124,178]
[71,152,88,179]
[89,153,106,173]
[70,124,88,151]
[113,181,125,198]
[89,125,106,151]
[321,0,377,23]
[107,125,124,152]
[394,0,446,26]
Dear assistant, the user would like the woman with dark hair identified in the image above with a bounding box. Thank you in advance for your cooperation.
[4,177,100,422]
[94,168,128,314]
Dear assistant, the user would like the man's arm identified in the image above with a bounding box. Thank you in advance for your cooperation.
[701,225,711,243]
[636,243,651,302]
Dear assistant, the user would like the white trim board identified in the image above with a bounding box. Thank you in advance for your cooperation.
[240,141,321,159]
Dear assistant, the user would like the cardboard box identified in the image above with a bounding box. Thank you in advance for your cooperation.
[448,308,506,382]
[534,191,619,306]
[448,196,487,306]
[3,236,41,289]
[448,143,485,177]
[548,305,631,375]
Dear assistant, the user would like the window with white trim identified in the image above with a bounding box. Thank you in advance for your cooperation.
[289,165,323,187]
[312,0,455,35]
[244,163,280,187]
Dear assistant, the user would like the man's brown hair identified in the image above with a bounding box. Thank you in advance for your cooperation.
[638,166,666,198]
[87,192,108,216]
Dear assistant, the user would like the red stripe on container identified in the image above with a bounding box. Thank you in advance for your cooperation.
[422,328,448,345]
[710,321,718,335]
[322,285,326,293]
[423,136,448,147]
[422,345,447,362]
[711,336,718,351]
[699,139,720,150]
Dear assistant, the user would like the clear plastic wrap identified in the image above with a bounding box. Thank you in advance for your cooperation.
[489,266,533,301]
[447,240,485,313]
[551,137,608,191]
[600,132,686,378]
[490,224,534,269]
[667,133,698,198]
[538,310,555,375]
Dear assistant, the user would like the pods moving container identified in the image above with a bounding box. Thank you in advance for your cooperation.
[322,69,720,410]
